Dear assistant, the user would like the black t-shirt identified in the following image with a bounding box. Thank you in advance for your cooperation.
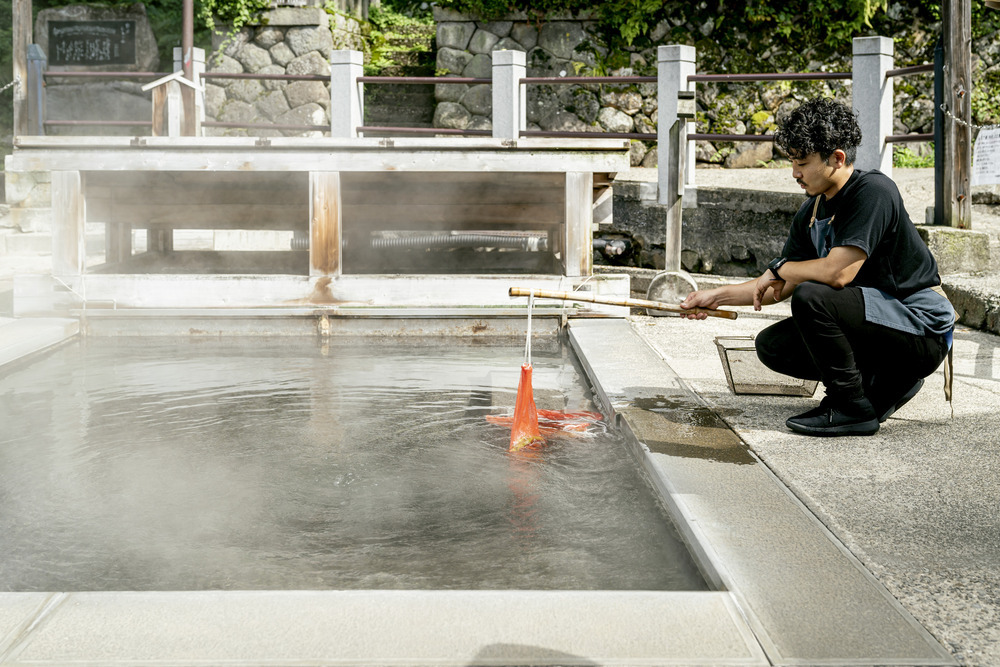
[781,169,941,299]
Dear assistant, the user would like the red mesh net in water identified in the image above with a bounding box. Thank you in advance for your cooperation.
[509,363,544,451]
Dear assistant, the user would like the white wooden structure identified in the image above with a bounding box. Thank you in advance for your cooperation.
[8,136,630,316]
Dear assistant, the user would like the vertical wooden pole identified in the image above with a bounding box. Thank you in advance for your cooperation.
[663,120,683,272]
[12,0,32,136]
[51,171,86,277]
[941,0,973,228]
[564,171,593,278]
[310,172,343,276]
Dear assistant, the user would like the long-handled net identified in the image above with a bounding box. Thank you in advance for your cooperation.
[509,290,544,451]
[491,289,602,451]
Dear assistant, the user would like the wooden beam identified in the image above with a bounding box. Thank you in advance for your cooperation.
[51,171,86,277]
[564,172,592,277]
[942,0,973,228]
[12,0,31,136]
[310,172,342,276]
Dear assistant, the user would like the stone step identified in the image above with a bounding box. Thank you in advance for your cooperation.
[0,316,79,369]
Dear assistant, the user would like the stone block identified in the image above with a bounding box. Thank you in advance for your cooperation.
[259,65,289,90]
[256,89,292,120]
[286,25,334,57]
[437,22,476,50]
[237,42,273,72]
[4,171,38,206]
[510,23,539,50]
[460,84,492,116]
[538,22,587,60]
[10,208,52,234]
[205,84,226,118]
[433,101,471,130]
[916,226,991,275]
[435,82,468,103]
[255,27,285,49]
[219,100,257,124]
[436,48,473,76]
[269,42,296,67]
[210,54,244,75]
[276,102,327,128]
[724,141,774,169]
[477,21,513,38]
[258,8,329,27]
[228,78,265,103]
[468,29,500,55]
[598,107,633,133]
[462,53,493,79]
[285,80,329,109]
[286,51,330,76]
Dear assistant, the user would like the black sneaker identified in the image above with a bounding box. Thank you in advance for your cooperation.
[873,378,924,423]
[785,397,879,437]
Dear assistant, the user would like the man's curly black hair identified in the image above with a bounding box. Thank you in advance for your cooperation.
[773,97,863,165]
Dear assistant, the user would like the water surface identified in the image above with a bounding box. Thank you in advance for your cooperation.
[0,337,706,592]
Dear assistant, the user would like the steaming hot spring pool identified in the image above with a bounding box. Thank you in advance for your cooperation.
[0,336,707,592]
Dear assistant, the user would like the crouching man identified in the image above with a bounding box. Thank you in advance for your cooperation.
[680,97,954,436]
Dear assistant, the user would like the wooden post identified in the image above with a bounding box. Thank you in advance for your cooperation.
[26,44,46,136]
[12,0,32,136]
[941,0,973,228]
[564,171,593,277]
[51,171,86,277]
[310,172,343,276]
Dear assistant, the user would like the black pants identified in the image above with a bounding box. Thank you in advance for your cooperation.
[756,282,949,404]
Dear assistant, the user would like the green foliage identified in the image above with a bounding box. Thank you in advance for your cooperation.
[199,0,271,56]
[893,144,935,168]
[354,3,434,75]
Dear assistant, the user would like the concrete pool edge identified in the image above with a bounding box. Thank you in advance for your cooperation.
[567,319,956,666]
[0,314,957,665]
[0,591,768,666]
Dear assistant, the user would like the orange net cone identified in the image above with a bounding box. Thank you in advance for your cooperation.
[509,363,544,451]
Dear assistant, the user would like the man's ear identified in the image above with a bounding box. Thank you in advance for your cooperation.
[832,149,848,168]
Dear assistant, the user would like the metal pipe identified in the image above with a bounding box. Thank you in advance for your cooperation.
[356,126,493,136]
[359,233,549,252]
[43,71,169,79]
[521,130,652,140]
[886,64,935,78]
[521,76,656,85]
[689,72,851,83]
[182,0,193,80]
[358,76,491,85]
[203,72,329,82]
[885,133,935,143]
[687,133,774,142]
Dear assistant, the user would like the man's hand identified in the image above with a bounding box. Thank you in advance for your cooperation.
[679,289,719,320]
[753,271,785,310]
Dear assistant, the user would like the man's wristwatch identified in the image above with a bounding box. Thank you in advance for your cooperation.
[767,257,788,280]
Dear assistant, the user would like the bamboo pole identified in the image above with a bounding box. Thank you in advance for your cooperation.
[509,287,738,320]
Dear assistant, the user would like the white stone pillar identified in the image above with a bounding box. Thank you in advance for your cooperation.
[330,50,364,138]
[492,50,526,141]
[852,36,894,177]
[657,45,696,205]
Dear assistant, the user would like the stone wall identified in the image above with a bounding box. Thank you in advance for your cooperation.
[433,9,659,167]
[204,7,364,136]
[431,9,996,169]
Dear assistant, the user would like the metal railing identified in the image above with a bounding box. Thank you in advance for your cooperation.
[26,40,936,164]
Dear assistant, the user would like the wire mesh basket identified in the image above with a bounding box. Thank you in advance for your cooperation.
[715,335,818,396]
